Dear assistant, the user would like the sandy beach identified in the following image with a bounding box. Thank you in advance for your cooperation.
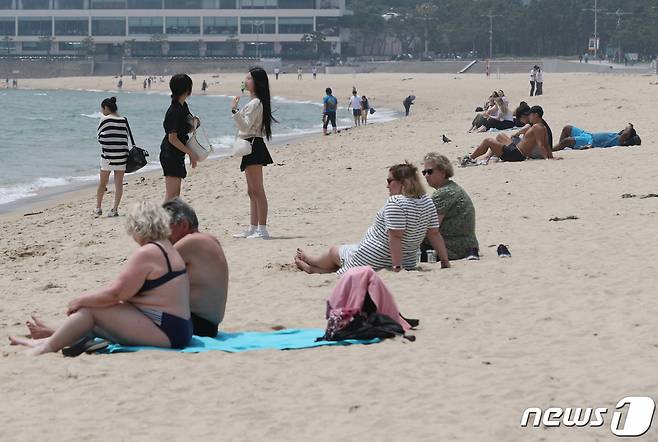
[2,71,658,441]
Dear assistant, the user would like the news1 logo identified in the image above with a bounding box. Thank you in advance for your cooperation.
[521,396,656,437]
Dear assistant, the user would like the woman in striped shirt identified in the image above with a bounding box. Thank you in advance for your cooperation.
[295,162,450,275]
[95,97,129,217]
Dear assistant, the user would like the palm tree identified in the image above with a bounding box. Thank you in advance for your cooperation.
[150,33,168,56]
[301,31,327,58]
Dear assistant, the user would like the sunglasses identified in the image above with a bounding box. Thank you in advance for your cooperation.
[422,168,436,176]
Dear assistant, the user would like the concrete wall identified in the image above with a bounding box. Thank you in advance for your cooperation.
[326,59,653,75]
[1,58,93,78]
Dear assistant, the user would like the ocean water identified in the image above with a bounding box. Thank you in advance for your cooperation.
[0,89,398,208]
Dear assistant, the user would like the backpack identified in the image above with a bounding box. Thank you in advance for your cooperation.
[325,96,337,112]
[318,293,417,342]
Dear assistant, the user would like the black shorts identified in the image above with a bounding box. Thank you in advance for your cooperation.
[352,109,361,117]
[240,137,273,172]
[484,118,515,131]
[191,313,219,338]
[323,111,336,129]
[160,148,187,179]
[500,144,526,162]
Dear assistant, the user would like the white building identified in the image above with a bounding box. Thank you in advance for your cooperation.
[0,0,344,57]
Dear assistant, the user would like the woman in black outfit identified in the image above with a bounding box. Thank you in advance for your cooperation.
[160,74,200,201]
[231,67,276,239]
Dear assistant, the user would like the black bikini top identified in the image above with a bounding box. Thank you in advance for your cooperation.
[139,242,186,293]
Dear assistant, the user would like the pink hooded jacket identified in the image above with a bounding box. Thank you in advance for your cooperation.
[326,266,412,332]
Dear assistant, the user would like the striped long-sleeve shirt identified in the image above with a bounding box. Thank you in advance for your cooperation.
[98,115,130,166]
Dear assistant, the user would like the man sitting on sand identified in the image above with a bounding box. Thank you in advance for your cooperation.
[462,106,554,164]
[163,198,228,337]
[552,123,641,151]
[25,199,229,341]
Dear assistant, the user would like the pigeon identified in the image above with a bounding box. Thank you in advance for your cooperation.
[442,134,452,143]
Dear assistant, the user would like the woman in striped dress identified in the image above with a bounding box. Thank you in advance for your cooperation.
[294,162,451,275]
[95,97,129,217]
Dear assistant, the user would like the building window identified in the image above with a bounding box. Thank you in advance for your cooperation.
[240,0,277,9]
[127,0,162,7]
[316,16,338,36]
[203,16,237,35]
[18,17,52,36]
[128,16,162,34]
[164,0,201,7]
[240,17,274,34]
[0,17,15,35]
[55,17,88,35]
[279,0,314,8]
[206,41,237,56]
[168,41,198,56]
[243,41,273,56]
[90,0,128,8]
[132,41,161,55]
[219,0,236,8]
[59,41,82,51]
[165,16,200,34]
[54,0,86,8]
[19,0,51,9]
[0,0,13,10]
[22,41,52,51]
[92,17,126,35]
[278,17,312,34]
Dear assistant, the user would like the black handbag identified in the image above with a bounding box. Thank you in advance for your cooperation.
[124,118,149,173]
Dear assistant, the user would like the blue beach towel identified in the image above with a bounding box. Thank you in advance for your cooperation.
[102,328,380,354]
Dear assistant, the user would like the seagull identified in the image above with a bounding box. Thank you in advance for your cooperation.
[442,134,452,143]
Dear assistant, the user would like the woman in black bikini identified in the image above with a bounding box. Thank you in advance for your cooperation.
[9,201,193,355]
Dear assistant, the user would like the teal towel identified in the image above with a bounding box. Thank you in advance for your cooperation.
[102,328,380,353]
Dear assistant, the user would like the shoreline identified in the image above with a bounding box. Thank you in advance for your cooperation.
[0,82,398,217]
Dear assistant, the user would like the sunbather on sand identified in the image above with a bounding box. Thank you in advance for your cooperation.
[23,199,229,342]
[295,163,450,275]
[552,123,641,151]
[10,201,192,355]
[462,106,554,164]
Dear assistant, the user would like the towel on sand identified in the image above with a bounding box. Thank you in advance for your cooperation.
[101,328,380,354]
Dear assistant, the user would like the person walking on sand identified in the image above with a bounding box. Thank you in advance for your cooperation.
[201,80,208,93]
[360,95,370,125]
[297,67,303,80]
[403,95,415,116]
[159,74,200,201]
[348,90,362,127]
[95,97,129,217]
[323,87,338,135]
[232,67,276,240]
[274,66,280,80]
[312,66,318,79]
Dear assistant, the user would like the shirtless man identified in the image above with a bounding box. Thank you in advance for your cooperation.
[26,199,228,340]
[462,105,554,165]
[552,123,640,151]
[163,198,228,337]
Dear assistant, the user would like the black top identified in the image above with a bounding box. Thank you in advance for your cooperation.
[139,241,187,293]
[161,100,192,158]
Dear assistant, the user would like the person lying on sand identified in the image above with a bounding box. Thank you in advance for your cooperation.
[462,106,555,164]
[22,199,229,343]
[552,123,641,151]
[295,162,450,275]
[10,201,193,355]
[163,198,228,337]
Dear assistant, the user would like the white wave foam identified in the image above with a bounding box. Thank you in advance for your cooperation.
[81,111,103,119]
[0,176,71,205]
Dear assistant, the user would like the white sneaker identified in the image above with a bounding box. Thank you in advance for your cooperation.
[93,208,102,217]
[233,227,256,238]
[107,209,119,217]
[246,229,270,239]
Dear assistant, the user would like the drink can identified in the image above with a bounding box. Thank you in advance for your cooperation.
[427,249,437,263]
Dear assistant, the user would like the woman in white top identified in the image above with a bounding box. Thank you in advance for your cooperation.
[231,67,276,239]
[477,96,515,132]
[295,162,450,275]
[95,97,129,217]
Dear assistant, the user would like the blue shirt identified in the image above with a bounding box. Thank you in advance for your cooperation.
[323,95,337,113]
[591,132,621,148]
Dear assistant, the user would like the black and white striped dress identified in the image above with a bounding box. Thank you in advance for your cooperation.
[98,115,129,171]
[337,194,440,275]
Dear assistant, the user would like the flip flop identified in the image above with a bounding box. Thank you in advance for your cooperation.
[62,337,110,357]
